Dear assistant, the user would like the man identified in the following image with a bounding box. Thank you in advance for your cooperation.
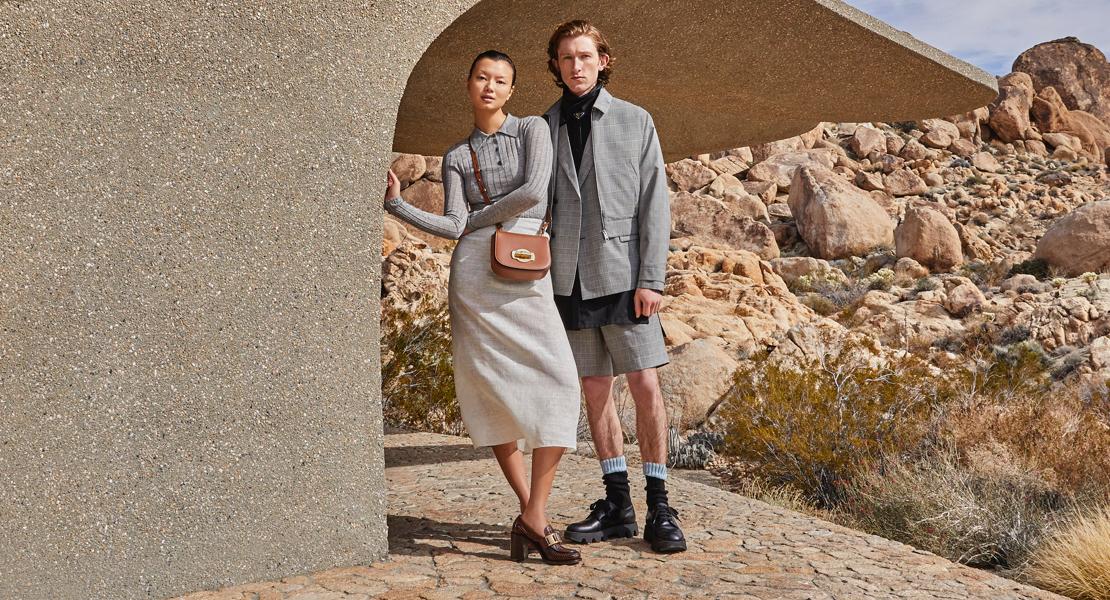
[542,19,685,553]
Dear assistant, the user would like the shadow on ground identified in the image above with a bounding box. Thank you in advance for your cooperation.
[385,443,487,468]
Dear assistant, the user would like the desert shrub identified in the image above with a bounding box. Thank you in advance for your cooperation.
[1009,258,1051,280]
[380,298,462,435]
[791,273,872,319]
[1052,349,1088,381]
[913,276,941,293]
[717,339,950,506]
[841,445,1067,569]
[866,268,895,291]
[997,324,1032,346]
[1025,506,1110,600]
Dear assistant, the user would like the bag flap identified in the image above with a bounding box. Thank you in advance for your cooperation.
[492,230,551,271]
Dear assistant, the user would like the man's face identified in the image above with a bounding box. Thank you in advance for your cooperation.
[554,35,610,96]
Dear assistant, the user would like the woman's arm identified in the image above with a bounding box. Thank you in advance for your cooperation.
[384,155,467,240]
[465,117,553,231]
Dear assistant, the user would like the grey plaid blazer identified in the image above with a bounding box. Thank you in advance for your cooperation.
[542,88,670,300]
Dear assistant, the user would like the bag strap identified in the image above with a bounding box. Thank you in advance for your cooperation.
[468,136,552,235]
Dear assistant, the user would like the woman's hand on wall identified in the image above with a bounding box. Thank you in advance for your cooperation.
[384,169,401,204]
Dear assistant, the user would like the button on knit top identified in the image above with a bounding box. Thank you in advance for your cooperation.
[385,113,552,239]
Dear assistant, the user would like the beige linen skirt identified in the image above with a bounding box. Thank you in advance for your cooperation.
[448,217,581,451]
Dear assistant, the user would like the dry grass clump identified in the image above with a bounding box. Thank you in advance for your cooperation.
[1025,507,1110,600]
[735,477,820,515]
[380,298,462,435]
[841,445,1065,569]
[717,339,950,506]
[941,346,1110,495]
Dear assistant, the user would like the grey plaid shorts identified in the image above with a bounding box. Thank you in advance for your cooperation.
[564,313,670,377]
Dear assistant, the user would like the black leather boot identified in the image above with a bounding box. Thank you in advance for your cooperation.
[644,503,687,553]
[564,499,637,543]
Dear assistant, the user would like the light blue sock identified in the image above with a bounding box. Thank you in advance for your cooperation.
[600,455,627,475]
[644,462,668,481]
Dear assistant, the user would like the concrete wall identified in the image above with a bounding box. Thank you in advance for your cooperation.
[0,2,473,597]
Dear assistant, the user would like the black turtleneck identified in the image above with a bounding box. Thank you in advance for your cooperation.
[560,84,602,171]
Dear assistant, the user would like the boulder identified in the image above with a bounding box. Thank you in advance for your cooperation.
[787,165,895,259]
[724,192,770,222]
[708,173,745,198]
[895,206,963,271]
[944,280,986,317]
[855,170,885,191]
[893,256,929,282]
[709,155,750,177]
[1031,86,1110,163]
[970,151,1003,173]
[988,72,1035,143]
[899,139,929,161]
[1013,36,1110,123]
[671,192,780,259]
[658,337,739,430]
[751,136,806,163]
[1034,200,1110,276]
[391,153,427,187]
[949,138,978,157]
[423,155,443,182]
[746,149,837,191]
[883,169,928,196]
[742,180,777,205]
[666,158,716,192]
[850,126,886,157]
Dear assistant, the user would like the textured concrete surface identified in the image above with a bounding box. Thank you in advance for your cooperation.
[394,0,1000,162]
[172,432,1063,600]
[0,1,486,597]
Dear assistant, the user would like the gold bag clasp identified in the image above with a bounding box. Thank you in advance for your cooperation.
[511,249,535,263]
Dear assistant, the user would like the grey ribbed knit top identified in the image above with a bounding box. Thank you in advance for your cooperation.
[385,113,552,239]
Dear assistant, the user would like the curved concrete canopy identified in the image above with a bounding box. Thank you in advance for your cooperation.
[393,0,999,162]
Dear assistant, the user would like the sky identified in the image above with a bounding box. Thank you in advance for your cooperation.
[843,0,1110,75]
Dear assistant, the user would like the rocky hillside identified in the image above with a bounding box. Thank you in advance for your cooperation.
[383,37,1110,437]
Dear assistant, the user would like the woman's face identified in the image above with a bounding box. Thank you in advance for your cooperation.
[554,35,609,96]
[468,58,514,112]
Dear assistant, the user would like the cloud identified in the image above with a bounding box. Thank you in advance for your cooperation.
[844,0,1110,74]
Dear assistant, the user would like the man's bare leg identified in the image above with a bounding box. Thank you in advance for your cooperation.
[564,374,638,543]
[581,375,621,459]
[625,366,686,553]
[625,367,666,464]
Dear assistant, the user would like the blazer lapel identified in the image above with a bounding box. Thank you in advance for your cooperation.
[557,125,582,199]
[582,88,613,188]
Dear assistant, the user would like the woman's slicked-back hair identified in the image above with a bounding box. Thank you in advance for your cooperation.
[468,50,517,86]
[546,20,615,90]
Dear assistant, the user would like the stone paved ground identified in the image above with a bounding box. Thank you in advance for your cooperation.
[175,432,1063,600]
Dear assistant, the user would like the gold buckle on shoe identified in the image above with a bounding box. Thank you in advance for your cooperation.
[544,532,560,546]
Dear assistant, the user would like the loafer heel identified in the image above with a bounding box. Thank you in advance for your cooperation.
[509,532,529,562]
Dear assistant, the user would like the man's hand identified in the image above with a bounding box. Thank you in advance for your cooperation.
[634,287,663,318]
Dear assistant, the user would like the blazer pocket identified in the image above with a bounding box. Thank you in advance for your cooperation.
[605,216,639,242]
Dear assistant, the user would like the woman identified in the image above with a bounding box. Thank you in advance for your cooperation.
[384,50,582,566]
